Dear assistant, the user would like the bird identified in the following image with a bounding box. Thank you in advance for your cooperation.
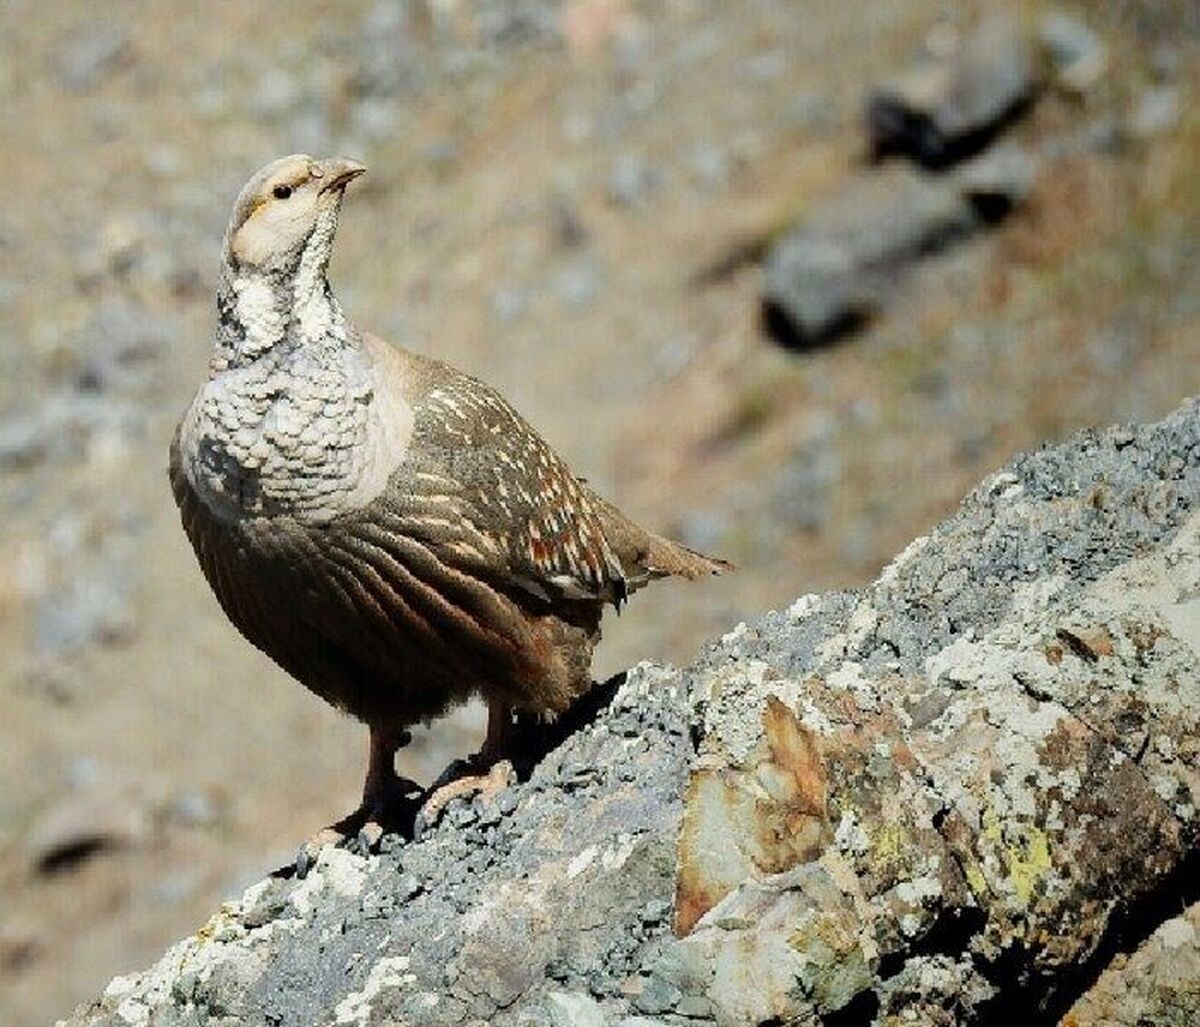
[169,154,730,854]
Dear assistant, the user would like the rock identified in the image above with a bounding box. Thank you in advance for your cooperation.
[26,791,144,874]
[953,142,1038,221]
[866,15,1037,168]
[544,990,609,1027]
[58,399,1200,1026]
[1128,85,1181,140]
[0,921,41,975]
[761,167,978,348]
[1039,10,1108,94]
[0,413,51,472]
[549,197,589,250]
[1064,904,1200,1025]
[761,141,1039,349]
[51,22,132,93]
[473,3,560,50]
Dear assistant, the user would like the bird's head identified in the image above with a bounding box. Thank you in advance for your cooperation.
[222,154,366,274]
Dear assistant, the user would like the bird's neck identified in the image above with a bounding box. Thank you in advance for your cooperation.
[213,255,356,373]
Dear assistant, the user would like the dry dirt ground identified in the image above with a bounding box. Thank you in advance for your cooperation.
[0,1,1196,1023]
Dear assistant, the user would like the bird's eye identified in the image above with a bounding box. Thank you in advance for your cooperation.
[272,184,293,200]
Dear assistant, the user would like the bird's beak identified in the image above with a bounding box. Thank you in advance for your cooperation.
[315,157,367,193]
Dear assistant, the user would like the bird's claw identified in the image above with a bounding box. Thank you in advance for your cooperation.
[413,759,516,840]
[294,776,422,877]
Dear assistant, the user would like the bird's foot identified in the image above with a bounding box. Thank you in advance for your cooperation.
[294,774,422,877]
[413,759,516,839]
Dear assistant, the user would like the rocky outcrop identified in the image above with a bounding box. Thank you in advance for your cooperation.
[61,398,1200,1027]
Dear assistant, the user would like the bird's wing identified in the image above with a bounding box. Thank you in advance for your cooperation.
[391,364,629,608]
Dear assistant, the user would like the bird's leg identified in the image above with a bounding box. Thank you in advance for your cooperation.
[414,699,517,837]
[480,698,514,763]
[362,725,418,813]
[295,725,420,875]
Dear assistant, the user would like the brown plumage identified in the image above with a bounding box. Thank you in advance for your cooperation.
[170,155,729,844]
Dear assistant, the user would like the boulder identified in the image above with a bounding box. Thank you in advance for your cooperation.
[760,167,978,349]
[61,398,1200,1026]
[866,16,1037,169]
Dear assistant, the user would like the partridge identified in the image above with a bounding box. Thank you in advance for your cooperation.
[170,155,729,846]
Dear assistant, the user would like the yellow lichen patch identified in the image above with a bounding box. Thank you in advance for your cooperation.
[870,822,910,874]
[1007,824,1052,906]
[963,857,989,902]
[979,807,1053,907]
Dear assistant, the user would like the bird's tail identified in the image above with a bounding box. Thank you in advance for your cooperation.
[638,531,733,580]
[590,491,733,586]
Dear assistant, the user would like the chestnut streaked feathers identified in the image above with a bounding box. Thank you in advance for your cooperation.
[169,154,730,845]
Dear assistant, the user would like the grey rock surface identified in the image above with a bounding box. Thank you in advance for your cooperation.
[60,399,1200,1026]
[761,167,981,348]
[1039,10,1108,94]
[866,15,1036,168]
[953,143,1039,221]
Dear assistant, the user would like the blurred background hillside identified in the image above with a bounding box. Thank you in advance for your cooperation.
[0,1,1196,1023]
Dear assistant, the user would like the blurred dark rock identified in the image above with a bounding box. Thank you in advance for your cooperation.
[1150,43,1183,81]
[549,197,589,250]
[27,792,144,875]
[867,15,1036,169]
[51,22,132,94]
[761,168,978,348]
[953,142,1038,222]
[59,399,1200,1027]
[472,2,561,50]
[762,132,1040,349]
[0,922,42,975]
